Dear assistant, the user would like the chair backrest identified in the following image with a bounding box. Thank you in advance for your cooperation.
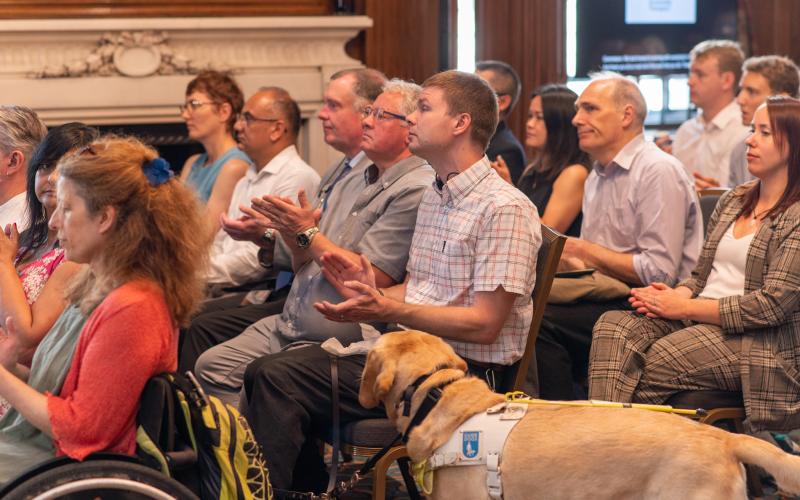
[503,225,566,392]
[698,188,729,234]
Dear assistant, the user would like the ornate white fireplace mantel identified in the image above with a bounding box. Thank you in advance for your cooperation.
[0,16,372,171]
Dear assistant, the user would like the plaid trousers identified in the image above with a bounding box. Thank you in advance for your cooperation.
[589,310,741,403]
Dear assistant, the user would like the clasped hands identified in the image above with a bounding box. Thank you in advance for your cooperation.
[220,189,320,246]
[629,283,692,320]
[313,252,390,323]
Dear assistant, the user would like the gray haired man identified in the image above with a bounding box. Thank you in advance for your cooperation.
[0,106,47,229]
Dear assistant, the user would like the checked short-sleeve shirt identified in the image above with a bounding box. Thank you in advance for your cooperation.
[403,157,541,365]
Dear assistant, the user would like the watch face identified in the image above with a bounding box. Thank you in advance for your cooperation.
[296,233,311,248]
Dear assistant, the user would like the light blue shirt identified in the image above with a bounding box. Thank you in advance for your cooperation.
[581,133,703,286]
[185,147,251,202]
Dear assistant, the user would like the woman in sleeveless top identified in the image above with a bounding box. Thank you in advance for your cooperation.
[492,85,591,236]
[0,124,93,374]
[179,70,251,232]
[590,97,800,432]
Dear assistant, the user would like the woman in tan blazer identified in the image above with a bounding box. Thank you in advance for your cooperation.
[588,96,800,431]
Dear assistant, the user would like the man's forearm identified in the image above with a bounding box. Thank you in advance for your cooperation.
[385,301,501,345]
[580,241,642,285]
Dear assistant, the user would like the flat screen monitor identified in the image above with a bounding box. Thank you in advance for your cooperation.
[575,0,738,78]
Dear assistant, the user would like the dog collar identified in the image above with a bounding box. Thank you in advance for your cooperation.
[399,364,461,443]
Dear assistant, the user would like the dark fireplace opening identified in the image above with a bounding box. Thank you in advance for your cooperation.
[95,122,205,175]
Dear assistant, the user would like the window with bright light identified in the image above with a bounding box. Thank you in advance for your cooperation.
[456,0,476,72]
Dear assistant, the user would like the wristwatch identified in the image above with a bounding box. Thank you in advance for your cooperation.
[295,226,320,249]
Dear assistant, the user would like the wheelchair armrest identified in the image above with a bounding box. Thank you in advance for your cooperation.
[166,447,198,471]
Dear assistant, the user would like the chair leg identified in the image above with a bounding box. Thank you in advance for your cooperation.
[371,446,409,500]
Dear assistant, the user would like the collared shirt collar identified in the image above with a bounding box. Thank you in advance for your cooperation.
[595,132,646,175]
[699,100,742,131]
[347,150,368,170]
[370,155,429,189]
[434,156,492,205]
[251,144,299,180]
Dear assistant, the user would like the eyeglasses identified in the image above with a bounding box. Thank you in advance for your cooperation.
[236,112,281,126]
[179,99,217,113]
[361,106,407,123]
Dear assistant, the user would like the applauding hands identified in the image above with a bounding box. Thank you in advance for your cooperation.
[314,252,391,323]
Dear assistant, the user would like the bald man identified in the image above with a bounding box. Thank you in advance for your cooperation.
[205,87,320,287]
[533,73,703,400]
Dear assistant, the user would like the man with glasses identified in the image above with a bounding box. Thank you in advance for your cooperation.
[186,78,432,413]
[204,87,319,287]
[179,69,388,376]
[242,71,540,493]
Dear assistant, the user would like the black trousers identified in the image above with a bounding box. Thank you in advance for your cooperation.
[533,298,631,400]
[177,291,287,374]
[242,344,504,491]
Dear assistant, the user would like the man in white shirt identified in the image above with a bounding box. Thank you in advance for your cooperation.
[206,87,320,287]
[728,55,800,187]
[0,106,47,230]
[669,40,749,189]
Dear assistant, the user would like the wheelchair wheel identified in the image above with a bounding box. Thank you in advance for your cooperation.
[2,459,198,500]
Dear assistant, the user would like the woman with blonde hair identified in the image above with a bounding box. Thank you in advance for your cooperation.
[0,135,211,482]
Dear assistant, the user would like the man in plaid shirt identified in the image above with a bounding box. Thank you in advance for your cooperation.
[241,70,541,492]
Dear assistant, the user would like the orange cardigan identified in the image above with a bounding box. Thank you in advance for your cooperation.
[47,280,177,460]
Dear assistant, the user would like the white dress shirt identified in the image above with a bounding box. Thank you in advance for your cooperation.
[206,145,320,286]
[0,192,28,232]
[672,100,750,184]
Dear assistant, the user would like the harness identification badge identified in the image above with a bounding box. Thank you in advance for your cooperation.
[460,430,482,460]
[500,403,528,420]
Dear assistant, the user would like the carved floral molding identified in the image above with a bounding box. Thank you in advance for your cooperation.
[0,16,372,172]
[31,30,223,79]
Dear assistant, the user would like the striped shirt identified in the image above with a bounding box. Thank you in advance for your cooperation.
[403,157,541,365]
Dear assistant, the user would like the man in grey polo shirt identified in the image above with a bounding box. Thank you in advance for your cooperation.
[193,79,434,406]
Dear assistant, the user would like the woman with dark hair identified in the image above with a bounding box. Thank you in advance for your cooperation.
[589,96,800,432]
[0,123,94,367]
[493,84,590,236]
[179,70,251,232]
[0,135,210,481]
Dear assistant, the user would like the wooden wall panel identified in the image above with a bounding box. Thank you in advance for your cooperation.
[741,0,800,63]
[349,0,447,85]
[475,0,566,150]
[0,0,333,18]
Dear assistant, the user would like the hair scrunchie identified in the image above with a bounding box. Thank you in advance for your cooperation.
[142,157,174,187]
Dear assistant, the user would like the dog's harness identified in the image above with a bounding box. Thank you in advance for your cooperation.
[397,364,458,443]
[414,402,527,499]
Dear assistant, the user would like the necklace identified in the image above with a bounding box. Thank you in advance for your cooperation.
[749,207,771,227]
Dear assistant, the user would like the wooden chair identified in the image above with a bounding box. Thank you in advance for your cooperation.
[340,225,566,499]
[698,188,729,233]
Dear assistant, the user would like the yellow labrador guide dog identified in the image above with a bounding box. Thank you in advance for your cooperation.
[359,331,800,500]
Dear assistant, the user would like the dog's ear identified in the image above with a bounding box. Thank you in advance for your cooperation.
[372,357,397,405]
[359,349,397,408]
[359,349,381,408]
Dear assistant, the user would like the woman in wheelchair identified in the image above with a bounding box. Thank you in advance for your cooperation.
[589,96,800,432]
[0,136,211,483]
